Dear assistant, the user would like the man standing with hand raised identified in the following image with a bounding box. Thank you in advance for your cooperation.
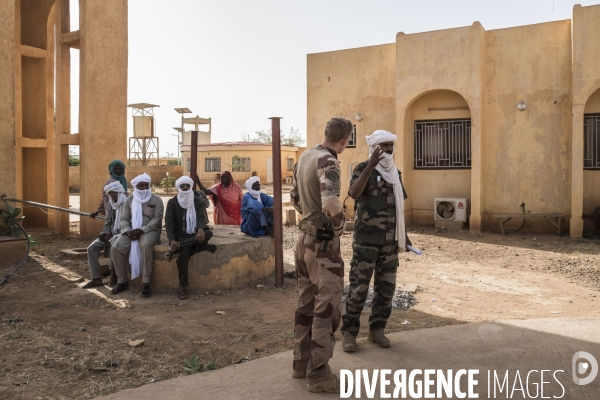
[341,130,412,352]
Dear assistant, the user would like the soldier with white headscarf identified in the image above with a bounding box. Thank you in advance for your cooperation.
[341,129,412,352]
[82,181,127,289]
[164,176,215,300]
[110,173,164,296]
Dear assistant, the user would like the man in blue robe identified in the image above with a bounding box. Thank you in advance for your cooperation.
[241,176,275,237]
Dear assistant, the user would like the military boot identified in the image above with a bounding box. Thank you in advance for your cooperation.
[342,332,357,352]
[307,374,340,393]
[368,328,390,347]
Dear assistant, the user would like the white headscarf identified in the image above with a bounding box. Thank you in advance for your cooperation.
[129,173,152,280]
[176,176,196,234]
[245,176,261,200]
[365,130,406,250]
[104,181,126,233]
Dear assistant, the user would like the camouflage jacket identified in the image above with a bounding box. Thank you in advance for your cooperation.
[291,145,346,236]
[351,161,407,245]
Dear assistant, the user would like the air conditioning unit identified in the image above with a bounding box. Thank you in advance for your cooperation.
[434,198,468,222]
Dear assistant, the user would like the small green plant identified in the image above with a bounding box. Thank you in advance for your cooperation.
[160,176,176,189]
[0,204,37,245]
[1,204,24,237]
[183,356,217,374]
[183,355,204,374]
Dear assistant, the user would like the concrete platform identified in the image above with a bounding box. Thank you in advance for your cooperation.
[99,317,600,399]
[0,236,27,265]
[131,225,275,291]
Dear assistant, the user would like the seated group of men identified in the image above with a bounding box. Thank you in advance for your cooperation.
[82,160,275,300]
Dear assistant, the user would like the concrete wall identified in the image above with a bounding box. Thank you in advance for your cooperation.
[0,0,16,201]
[126,165,183,188]
[482,20,573,233]
[68,166,80,191]
[181,146,298,185]
[307,43,396,217]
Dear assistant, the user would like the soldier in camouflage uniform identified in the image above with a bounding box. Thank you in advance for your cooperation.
[341,130,411,352]
[290,117,353,393]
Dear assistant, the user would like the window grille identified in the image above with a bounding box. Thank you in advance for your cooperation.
[286,158,295,171]
[414,119,471,169]
[205,157,221,172]
[584,114,600,170]
[347,125,357,148]
[231,157,251,172]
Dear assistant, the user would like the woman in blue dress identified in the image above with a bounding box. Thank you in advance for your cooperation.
[241,176,275,237]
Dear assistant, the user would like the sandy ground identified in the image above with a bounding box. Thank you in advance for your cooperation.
[0,225,599,399]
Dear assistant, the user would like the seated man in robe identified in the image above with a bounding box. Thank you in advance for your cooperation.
[110,173,163,297]
[241,176,275,237]
[82,181,126,288]
[165,176,216,300]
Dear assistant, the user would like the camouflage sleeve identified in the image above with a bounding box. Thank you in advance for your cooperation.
[348,163,366,196]
[290,163,302,214]
[317,152,346,236]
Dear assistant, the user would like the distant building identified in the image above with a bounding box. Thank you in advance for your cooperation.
[306,4,600,237]
[181,142,302,185]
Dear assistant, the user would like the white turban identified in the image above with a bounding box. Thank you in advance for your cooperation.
[104,181,126,233]
[175,176,196,234]
[129,173,152,280]
[365,130,406,251]
[245,176,261,200]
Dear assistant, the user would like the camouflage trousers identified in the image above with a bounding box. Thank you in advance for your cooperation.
[341,241,399,337]
[293,232,344,384]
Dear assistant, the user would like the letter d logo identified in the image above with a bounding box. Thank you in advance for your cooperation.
[572,351,598,385]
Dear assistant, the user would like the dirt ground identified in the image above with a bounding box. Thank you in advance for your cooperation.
[1,225,599,399]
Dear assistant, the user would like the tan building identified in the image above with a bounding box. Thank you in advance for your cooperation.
[307,4,600,237]
[181,142,299,185]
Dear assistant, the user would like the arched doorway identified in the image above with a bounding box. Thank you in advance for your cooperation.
[403,90,472,225]
[583,87,600,233]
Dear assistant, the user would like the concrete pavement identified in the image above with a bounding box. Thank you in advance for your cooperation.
[99,317,600,399]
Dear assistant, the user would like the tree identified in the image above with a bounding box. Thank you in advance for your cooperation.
[240,127,305,147]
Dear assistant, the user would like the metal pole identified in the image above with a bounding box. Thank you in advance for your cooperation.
[190,130,199,189]
[269,117,284,287]
[1,195,105,219]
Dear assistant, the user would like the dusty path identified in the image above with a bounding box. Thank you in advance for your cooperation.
[0,226,598,399]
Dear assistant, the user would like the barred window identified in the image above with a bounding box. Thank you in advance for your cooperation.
[286,158,295,171]
[414,119,471,169]
[231,157,251,172]
[205,157,221,172]
[347,125,357,148]
[584,114,600,169]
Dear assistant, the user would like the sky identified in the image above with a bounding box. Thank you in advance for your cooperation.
[69,0,600,158]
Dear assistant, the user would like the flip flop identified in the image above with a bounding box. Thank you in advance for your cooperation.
[81,280,103,289]
[178,288,187,300]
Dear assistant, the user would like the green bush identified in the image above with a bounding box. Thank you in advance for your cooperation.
[160,176,176,189]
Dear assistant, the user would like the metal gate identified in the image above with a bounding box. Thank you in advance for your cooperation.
[414,119,471,169]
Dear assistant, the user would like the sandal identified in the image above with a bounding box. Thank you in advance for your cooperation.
[178,288,187,300]
[140,283,151,297]
[82,279,103,289]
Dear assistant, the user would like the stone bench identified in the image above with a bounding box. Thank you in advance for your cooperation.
[137,225,275,291]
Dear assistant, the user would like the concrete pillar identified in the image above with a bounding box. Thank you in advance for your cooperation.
[0,0,17,201]
[78,0,128,238]
[570,104,585,237]
[54,0,73,235]
[469,105,483,233]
